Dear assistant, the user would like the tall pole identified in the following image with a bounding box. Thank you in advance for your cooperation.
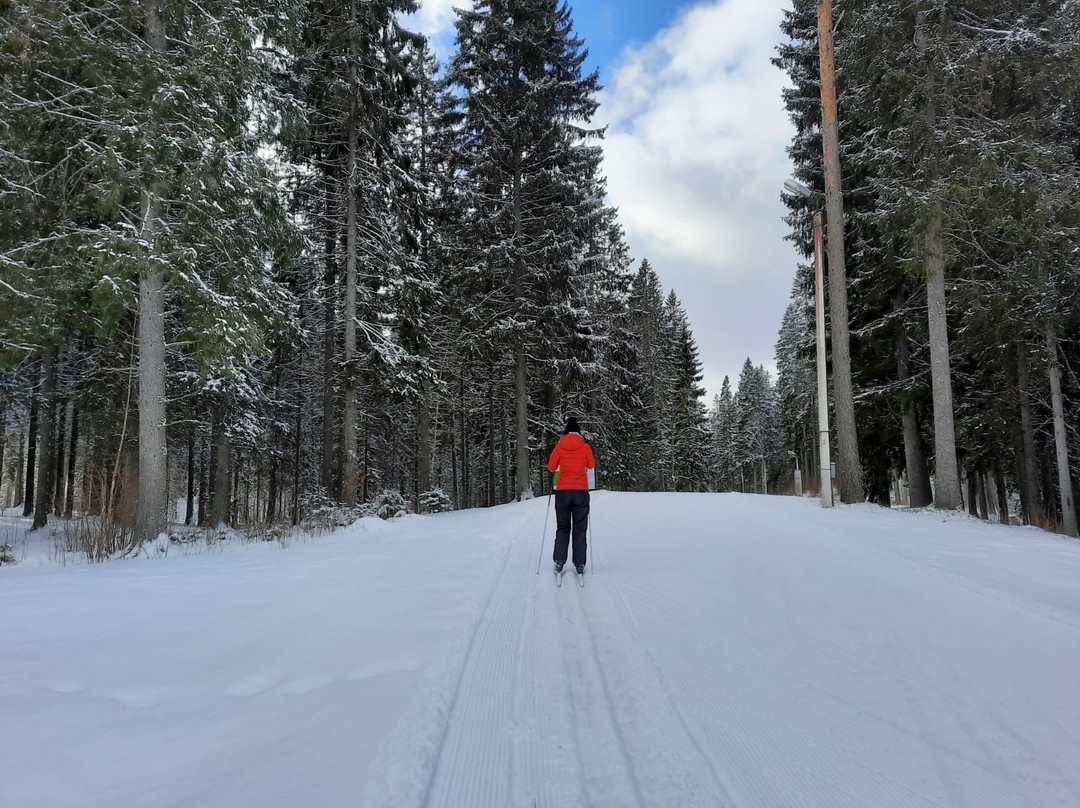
[813,214,833,508]
[817,0,863,503]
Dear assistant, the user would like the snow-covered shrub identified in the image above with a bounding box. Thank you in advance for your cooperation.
[243,523,294,546]
[419,488,453,514]
[0,544,16,565]
[371,489,409,520]
[168,527,200,545]
[299,491,362,534]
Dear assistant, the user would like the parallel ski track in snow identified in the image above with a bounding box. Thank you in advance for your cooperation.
[567,512,735,808]
[588,493,1080,808]
[416,492,1080,808]
[422,496,740,808]
[422,503,585,807]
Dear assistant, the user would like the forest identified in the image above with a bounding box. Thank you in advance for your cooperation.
[0,0,730,557]
[2,0,1078,559]
[774,1,1080,535]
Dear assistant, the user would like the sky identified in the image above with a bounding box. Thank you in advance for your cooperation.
[408,0,798,400]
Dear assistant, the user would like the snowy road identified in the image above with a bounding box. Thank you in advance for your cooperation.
[4,493,1080,807]
[395,493,1080,808]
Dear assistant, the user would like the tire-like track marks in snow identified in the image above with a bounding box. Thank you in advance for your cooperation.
[401,492,1080,807]
[422,503,585,807]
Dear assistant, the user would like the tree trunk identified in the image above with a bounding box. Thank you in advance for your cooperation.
[450,410,459,509]
[23,372,38,516]
[1045,325,1078,536]
[418,377,431,500]
[198,438,210,527]
[211,403,230,526]
[293,374,303,526]
[487,368,496,507]
[966,474,978,518]
[64,404,78,517]
[461,376,470,507]
[136,0,169,544]
[120,446,138,529]
[896,333,933,507]
[321,177,338,497]
[0,403,6,508]
[362,421,369,503]
[185,428,195,525]
[240,455,249,524]
[32,349,57,531]
[511,155,532,501]
[976,471,989,521]
[514,346,530,500]
[1016,349,1045,527]
[913,8,961,511]
[994,465,1009,525]
[342,70,359,507]
[501,406,509,504]
[53,399,67,516]
[924,208,962,509]
[231,456,240,525]
[12,424,24,511]
[267,454,279,524]
[817,0,863,503]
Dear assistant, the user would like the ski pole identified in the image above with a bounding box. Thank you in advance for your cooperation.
[535,484,553,575]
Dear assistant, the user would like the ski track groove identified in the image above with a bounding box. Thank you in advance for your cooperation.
[908,629,1080,806]
[553,589,594,804]
[566,581,648,808]
[423,504,587,808]
[553,565,642,806]
[418,493,1078,808]
[608,590,736,807]
[598,496,1080,808]
[589,512,737,807]
[419,514,529,808]
[813,521,1080,632]
[593,501,955,808]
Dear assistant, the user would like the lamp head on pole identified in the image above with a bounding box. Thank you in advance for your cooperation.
[783,178,812,198]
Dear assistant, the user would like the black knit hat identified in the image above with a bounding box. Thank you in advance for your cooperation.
[564,416,580,435]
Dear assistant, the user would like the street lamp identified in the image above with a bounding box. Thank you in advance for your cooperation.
[785,178,834,508]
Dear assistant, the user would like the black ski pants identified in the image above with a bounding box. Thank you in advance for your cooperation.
[553,489,590,568]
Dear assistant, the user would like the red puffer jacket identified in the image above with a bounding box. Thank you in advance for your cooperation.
[546,433,595,491]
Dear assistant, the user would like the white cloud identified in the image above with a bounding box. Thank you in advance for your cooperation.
[406,0,472,54]
[597,0,797,396]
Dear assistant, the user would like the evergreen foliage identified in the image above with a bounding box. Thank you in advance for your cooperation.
[774,0,1080,528]
[0,0,717,537]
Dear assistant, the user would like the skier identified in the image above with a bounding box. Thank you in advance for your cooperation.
[547,416,595,578]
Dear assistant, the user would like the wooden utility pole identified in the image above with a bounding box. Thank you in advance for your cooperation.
[817,0,863,503]
[812,214,833,508]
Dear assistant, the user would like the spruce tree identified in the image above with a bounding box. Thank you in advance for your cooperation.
[448,0,605,499]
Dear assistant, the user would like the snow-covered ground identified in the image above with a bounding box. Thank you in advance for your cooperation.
[3,493,1080,807]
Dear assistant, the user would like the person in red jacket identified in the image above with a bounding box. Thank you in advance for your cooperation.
[546,416,595,575]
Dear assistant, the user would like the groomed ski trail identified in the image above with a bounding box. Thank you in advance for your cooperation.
[404,492,1080,808]
[418,494,731,808]
[9,492,1077,808]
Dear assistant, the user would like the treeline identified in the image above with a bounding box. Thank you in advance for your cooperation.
[774,1,1080,533]
[0,0,714,545]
